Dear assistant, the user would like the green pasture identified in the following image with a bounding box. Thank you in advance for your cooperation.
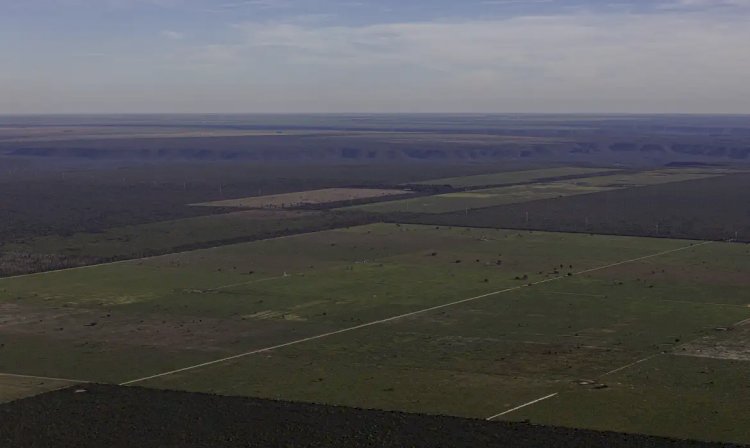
[346,169,726,214]
[412,166,616,188]
[1,224,748,445]
[0,375,78,403]
[513,355,750,445]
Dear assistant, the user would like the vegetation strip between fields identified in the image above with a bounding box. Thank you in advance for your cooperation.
[600,354,661,377]
[119,240,713,386]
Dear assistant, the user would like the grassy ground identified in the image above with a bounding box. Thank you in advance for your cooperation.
[193,188,410,209]
[0,375,79,403]
[5,210,316,256]
[344,169,724,214]
[413,166,616,188]
[0,210,371,276]
[1,224,748,444]
[351,182,615,214]
[511,355,750,444]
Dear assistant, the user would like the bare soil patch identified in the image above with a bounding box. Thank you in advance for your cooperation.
[676,322,750,361]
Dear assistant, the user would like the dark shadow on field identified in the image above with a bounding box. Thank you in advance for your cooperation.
[0,384,746,448]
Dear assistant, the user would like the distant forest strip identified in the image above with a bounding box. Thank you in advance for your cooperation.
[393,174,750,243]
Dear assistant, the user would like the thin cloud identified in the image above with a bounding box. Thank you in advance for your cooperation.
[3,1,750,113]
[161,30,186,40]
[189,10,750,111]
[657,0,750,9]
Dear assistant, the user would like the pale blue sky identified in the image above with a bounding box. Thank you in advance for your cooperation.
[2,0,749,113]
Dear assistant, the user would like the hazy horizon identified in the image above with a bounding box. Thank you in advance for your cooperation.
[2,112,750,118]
[3,0,750,114]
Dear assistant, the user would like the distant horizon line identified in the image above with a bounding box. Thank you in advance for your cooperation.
[2,112,750,117]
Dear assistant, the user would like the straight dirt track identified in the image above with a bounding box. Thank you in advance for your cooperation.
[120,240,713,386]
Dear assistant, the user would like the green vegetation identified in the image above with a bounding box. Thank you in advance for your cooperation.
[403,173,750,242]
[0,375,78,403]
[3,116,750,445]
[0,210,372,276]
[413,166,616,188]
[573,169,724,187]
[193,188,410,209]
[2,223,749,445]
[513,355,750,445]
[349,182,614,214]
[345,169,724,214]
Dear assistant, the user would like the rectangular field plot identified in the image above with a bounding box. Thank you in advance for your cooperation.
[575,169,724,188]
[1,224,748,444]
[345,169,725,214]
[0,209,348,277]
[139,247,748,420]
[193,188,410,209]
[413,166,616,188]
[352,182,616,214]
[0,226,682,386]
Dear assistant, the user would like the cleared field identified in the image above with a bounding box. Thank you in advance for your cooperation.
[134,234,750,443]
[1,224,748,443]
[413,166,617,188]
[351,182,615,214]
[0,209,369,276]
[575,169,727,187]
[346,169,724,214]
[193,188,411,209]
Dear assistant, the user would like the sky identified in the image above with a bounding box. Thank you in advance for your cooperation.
[1,0,749,114]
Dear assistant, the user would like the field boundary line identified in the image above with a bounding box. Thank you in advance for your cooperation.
[598,302,750,378]
[391,222,736,245]
[208,273,292,292]
[0,372,87,383]
[549,291,606,298]
[548,294,744,309]
[121,240,711,386]
[486,393,559,420]
[600,354,661,377]
[120,284,527,385]
[0,228,353,282]
[573,240,712,276]
[654,299,748,308]
[0,226,719,283]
